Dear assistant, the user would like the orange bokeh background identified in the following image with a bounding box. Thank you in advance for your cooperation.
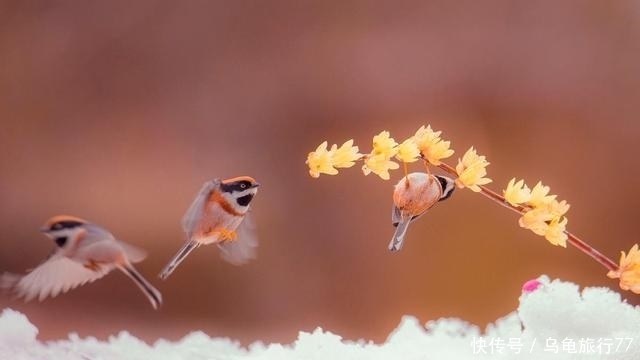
[1,1,639,344]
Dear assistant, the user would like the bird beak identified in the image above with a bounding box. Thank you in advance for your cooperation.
[40,227,50,233]
[252,183,261,188]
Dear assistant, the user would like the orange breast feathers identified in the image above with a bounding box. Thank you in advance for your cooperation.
[208,189,244,217]
[188,189,243,240]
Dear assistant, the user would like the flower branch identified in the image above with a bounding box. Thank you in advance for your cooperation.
[436,161,618,272]
[305,125,639,294]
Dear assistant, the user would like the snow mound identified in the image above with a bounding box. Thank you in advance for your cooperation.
[0,276,638,359]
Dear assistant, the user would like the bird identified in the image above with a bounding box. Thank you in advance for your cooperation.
[389,172,455,252]
[0,215,162,309]
[159,176,260,280]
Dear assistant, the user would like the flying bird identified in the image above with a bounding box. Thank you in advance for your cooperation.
[1,215,162,309]
[159,176,260,280]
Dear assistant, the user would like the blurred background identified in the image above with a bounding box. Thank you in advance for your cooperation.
[1,0,639,345]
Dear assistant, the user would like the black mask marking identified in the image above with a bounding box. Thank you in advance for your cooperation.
[236,194,254,207]
[436,176,455,201]
[55,237,68,247]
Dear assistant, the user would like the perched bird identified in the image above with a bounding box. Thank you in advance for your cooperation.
[389,172,455,252]
[0,215,162,309]
[159,176,260,280]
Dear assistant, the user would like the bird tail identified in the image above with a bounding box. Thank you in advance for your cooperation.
[118,263,163,310]
[158,241,198,280]
[388,217,412,252]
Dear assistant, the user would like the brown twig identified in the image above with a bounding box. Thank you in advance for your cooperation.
[435,162,619,272]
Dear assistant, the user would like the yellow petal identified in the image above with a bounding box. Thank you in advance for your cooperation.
[544,217,568,247]
[413,125,454,165]
[459,146,484,167]
[331,139,363,168]
[423,140,454,166]
[503,178,532,206]
[607,244,640,294]
[529,181,557,208]
[315,141,329,153]
[362,154,399,180]
[454,150,492,192]
[395,138,420,163]
[518,209,551,236]
[306,141,338,178]
[545,199,570,217]
[413,125,442,143]
[371,131,399,158]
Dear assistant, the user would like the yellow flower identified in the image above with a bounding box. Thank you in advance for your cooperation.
[395,138,420,163]
[306,139,363,178]
[529,181,557,208]
[544,216,568,247]
[413,125,441,144]
[518,208,552,236]
[361,131,400,180]
[330,140,363,168]
[306,141,338,178]
[362,154,399,180]
[423,140,454,166]
[518,206,568,247]
[544,199,571,217]
[371,131,398,158]
[503,178,532,206]
[412,125,454,165]
[454,147,492,192]
[607,244,640,294]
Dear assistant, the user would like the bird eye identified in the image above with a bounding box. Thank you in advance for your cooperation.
[240,183,247,189]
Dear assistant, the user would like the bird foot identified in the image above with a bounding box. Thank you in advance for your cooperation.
[83,260,102,272]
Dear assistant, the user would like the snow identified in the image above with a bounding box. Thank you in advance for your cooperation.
[0,276,638,359]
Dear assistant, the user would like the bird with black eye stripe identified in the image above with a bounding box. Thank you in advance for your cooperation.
[0,215,163,309]
[159,176,260,280]
[389,173,455,252]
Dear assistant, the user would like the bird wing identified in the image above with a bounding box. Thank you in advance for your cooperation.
[78,223,147,263]
[181,179,221,237]
[217,212,258,265]
[1,253,113,302]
